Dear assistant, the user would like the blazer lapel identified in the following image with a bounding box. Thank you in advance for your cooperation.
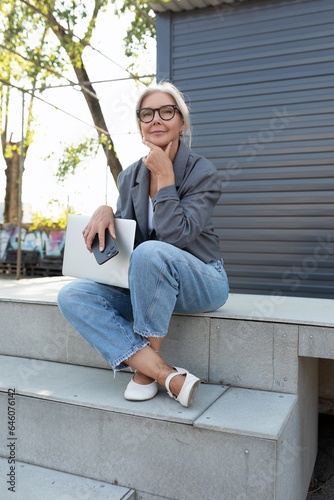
[173,142,189,188]
[131,162,150,243]
[129,143,190,244]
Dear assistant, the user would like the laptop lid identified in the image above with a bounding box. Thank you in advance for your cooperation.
[62,214,136,288]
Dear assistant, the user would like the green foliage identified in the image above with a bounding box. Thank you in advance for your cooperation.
[1,0,157,217]
[45,136,100,182]
[0,1,66,90]
[0,0,68,165]
[115,0,156,69]
[29,199,76,230]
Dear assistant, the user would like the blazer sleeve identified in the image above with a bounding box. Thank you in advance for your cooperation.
[151,156,221,249]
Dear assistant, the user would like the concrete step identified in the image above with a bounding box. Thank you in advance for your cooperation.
[0,458,135,500]
[0,276,318,393]
[0,278,322,498]
[0,355,305,500]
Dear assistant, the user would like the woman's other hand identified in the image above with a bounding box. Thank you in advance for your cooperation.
[82,205,115,252]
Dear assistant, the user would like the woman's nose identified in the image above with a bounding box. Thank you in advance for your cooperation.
[152,110,161,122]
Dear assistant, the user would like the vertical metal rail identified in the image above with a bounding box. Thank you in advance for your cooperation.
[16,90,25,280]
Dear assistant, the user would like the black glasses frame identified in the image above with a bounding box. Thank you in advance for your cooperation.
[136,105,180,123]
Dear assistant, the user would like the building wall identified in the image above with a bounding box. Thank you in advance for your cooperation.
[156,0,334,298]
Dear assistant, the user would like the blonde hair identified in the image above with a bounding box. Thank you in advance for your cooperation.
[136,81,192,147]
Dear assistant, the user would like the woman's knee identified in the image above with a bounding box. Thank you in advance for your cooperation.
[130,241,172,268]
[57,281,75,310]
[130,242,168,280]
[57,280,87,311]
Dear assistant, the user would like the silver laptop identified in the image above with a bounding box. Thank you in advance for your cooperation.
[62,214,136,288]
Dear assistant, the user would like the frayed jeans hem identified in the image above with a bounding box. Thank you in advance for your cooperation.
[111,339,150,372]
[133,329,167,339]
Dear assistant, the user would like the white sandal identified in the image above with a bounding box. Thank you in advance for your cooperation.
[165,367,200,407]
[124,374,158,401]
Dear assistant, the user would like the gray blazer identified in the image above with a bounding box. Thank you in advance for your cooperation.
[115,142,222,264]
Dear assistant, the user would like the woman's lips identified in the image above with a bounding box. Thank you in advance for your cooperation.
[150,130,165,135]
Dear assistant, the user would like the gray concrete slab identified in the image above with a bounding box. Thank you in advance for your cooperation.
[0,458,134,500]
[195,387,297,439]
[163,315,211,381]
[0,300,112,369]
[1,277,333,327]
[0,393,279,500]
[213,293,334,328]
[0,355,227,425]
[299,325,334,359]
[209,318,299,392]
[0,276,72,304]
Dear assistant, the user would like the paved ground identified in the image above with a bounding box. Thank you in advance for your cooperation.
[307,414,334,499]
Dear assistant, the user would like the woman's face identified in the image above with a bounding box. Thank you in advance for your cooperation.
[139,92,185,149]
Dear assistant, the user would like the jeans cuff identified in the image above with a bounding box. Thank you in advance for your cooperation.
[111,339,150,371]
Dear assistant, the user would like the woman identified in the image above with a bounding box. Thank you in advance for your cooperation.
[58,81,229,407]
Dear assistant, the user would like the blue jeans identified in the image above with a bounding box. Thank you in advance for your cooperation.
[57,241,229,370]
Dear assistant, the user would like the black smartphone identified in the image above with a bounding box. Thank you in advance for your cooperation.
[92,230,119,265]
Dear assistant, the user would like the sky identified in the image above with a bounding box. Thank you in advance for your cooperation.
[0,4,156,222]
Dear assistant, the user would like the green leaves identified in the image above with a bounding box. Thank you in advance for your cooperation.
[116,0,156,62]
[52,136,100,182]
[1,0,157,222]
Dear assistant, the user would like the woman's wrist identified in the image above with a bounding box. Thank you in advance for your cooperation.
[157,174,175,191]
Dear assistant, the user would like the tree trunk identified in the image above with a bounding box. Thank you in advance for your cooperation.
[74,65,123,184]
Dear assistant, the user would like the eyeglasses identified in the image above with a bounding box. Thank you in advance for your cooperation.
[136,105,180,123]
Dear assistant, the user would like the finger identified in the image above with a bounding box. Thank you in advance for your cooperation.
[108,221,116,240]
[82,227,91,243]
[142,139,155,149]
[85,231,95,252]
[144,150,151,162]
[94,226,116,253]
[97,230,106,252]
[143,151,152,168]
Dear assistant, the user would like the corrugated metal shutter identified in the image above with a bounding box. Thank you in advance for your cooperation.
[156,0,334,298]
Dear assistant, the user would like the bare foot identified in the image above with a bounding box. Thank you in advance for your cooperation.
[133,371,156,385]
[169,373,186,397]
